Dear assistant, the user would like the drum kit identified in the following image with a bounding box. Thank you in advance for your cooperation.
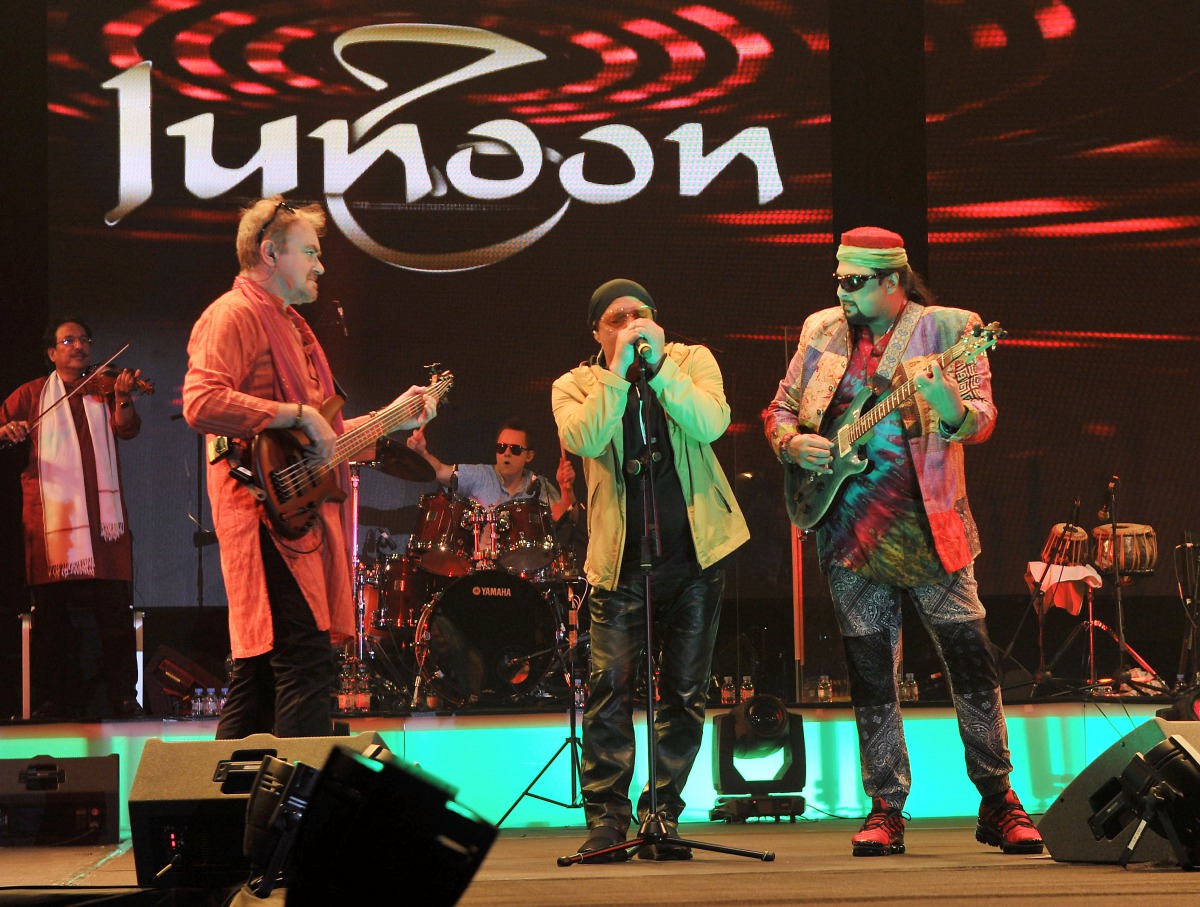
[347,438,588,712]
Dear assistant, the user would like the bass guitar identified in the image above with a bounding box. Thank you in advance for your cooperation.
[785,322,1004,531]
[253,369,453,539]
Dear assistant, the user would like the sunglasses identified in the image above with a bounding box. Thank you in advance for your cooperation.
[496,443,529,455]
[257,200,296,245]
[834,272,892,292]
[601,305,654,329]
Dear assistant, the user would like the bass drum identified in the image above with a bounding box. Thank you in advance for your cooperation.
[414,569,560,708]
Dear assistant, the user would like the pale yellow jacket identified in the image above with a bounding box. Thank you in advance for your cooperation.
[552,342,750,590]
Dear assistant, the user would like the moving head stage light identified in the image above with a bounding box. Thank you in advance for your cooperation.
[710,693,806,822]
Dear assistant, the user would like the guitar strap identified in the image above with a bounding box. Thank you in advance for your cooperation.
[869,301,925,395]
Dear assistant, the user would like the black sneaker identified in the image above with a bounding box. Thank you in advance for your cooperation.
[577,826,629,863]
[636,814,693,861]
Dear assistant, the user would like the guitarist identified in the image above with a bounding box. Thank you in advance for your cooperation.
[182,197,437,740]
[762,227,1041,859]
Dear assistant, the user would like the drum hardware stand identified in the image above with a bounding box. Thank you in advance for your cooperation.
[1000,500,1080,697]
[558,359,773,866]
[1173,532,1199,688]
[497,584,589,826]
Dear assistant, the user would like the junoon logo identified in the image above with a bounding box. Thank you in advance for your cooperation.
[102,23,783,272]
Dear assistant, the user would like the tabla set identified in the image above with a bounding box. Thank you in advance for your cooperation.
[357,487,588,710]
[1042,520,1158,581]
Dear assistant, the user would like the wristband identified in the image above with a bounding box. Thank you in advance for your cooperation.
[292,402,304,429]
[777,431,799,465]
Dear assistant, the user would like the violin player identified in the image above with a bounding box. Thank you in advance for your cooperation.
[0,316,146,719]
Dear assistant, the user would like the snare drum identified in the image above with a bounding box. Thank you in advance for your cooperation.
[492,499,557,574]
[408,491,483,577]
[1041,522,1090,566]
[1092,522,1158,577]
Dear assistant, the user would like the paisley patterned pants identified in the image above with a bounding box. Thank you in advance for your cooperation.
[828,564,1013,810]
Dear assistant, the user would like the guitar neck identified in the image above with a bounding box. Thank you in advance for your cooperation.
[846,340,966,445]
[329,374,452,469]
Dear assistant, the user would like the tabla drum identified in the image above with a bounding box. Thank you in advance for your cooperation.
[413,568,560,708]
[373,555,443,631]
[1041,522,1090,566]
[492,499,557,574]
[1092,522,1158,578]
[408,491,483,577]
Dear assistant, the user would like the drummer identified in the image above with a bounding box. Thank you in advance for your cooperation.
[407,419,576,521]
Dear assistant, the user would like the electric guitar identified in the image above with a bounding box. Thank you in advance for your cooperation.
[785,322,1004,531]
[253,369,453,540]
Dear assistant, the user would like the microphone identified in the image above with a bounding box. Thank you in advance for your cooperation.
[634,336,653,360]
[1097,475,1118,521]
[527,477,541,499]
[334,301,349,337]
[1066,497,1080,531]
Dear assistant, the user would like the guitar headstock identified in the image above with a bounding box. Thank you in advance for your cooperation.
[425,365,454,401]
[962,321,1006,363]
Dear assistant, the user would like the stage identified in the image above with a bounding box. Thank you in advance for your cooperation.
[1,817,1197,906]
[3,698,1200,904]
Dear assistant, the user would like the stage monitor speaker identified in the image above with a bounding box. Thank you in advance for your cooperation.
[128,731,387,889]
[1038,717,1200,864]
[0,753,120,846]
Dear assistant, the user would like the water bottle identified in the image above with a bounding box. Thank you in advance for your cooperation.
[219,687,229,714]
[191,687,204,719]
[816,674,833,703]
[1173,674,1188,695]
[720,676,736,706]
[203,687,218,717]
[353,665,371,713]
[573,677,586,710]
[740,675,755,701]
[337,667,355,714]
[903,673,919,702]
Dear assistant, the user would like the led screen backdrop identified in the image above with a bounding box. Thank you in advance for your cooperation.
[21,2,1200,677]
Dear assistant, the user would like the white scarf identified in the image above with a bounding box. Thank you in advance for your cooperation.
[37,373,125,578]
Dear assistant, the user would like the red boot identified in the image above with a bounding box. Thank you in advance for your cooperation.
[976,789,1044,854]
[852,798,906,856]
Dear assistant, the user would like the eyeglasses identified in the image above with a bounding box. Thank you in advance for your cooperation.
[601,305,654,329]
[56,334,92,347]
[256,200,295,245]
[496,443,528,455]
[833,272,892,292]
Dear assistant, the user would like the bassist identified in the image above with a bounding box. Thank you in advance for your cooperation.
[762,226,1041,859]
[182,196,437,739]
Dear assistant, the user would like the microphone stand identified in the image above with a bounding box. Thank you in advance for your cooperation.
[558,354,772,866]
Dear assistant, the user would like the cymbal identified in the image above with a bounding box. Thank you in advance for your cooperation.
[366,435,436,483]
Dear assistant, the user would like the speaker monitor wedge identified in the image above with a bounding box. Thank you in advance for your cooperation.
[1037,717,1200,864]
[128,731,388,888]
[0,753,120,846]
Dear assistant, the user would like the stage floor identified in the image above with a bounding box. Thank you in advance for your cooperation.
[1,819,1197,906]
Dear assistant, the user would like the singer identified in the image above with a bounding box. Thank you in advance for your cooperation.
[553,278,749,862]
[182,196,437,739]
[763,226,1041,859]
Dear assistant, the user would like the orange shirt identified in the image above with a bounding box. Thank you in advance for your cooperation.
[182,281,354,658]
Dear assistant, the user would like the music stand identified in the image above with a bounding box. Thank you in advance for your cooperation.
[557,359,773,866]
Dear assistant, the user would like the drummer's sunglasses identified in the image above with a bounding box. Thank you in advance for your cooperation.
[496,443,528,455]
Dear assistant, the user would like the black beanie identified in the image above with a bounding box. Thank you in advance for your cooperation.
[588,278,656,329]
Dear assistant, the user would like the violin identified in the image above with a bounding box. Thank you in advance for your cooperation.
[80,365,155,399]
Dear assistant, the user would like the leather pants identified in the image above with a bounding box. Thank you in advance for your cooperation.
[580,563,724,832]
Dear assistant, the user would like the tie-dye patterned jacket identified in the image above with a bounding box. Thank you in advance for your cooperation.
[763,304,997,574]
